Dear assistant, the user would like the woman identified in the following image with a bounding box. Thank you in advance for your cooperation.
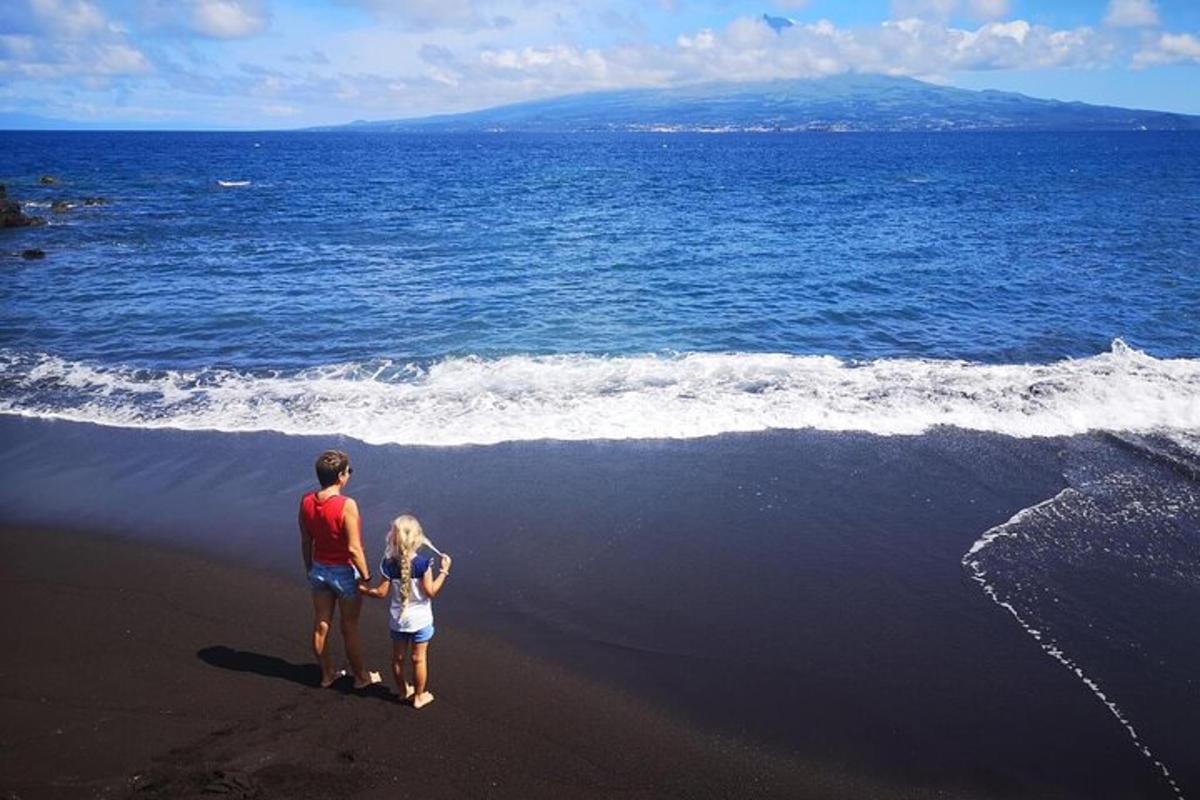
[299,449,380,688]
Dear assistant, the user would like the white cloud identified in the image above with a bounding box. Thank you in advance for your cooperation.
[891,0,1010,22]
[1133,32,1200,67]
[3,1,1194,128]
[967,0,1009,20]
[0,35,38,60]
[345,0,515,32]
[190,0,269,39]
[28,0,107,38]
[474,15,1105,95]
[0,39,152,78]
[891,0,958,21]
[1103,0,1159,28]
[93,42,153,73]
[134,0,269,39]
[676,29,716,51]
[0,0,153,78]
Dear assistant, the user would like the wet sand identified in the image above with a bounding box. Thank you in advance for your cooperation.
[0,416,1177,798]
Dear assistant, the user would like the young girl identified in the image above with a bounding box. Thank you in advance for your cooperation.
[361,515,451,708]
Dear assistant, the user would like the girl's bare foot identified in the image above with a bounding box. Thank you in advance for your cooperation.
[412,691,435,709]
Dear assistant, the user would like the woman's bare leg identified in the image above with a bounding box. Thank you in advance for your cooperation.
[312,590,338,687]
[338,594,373,687]
[411,642,433,708]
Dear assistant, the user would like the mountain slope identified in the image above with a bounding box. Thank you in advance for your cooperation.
[317,74,1199,133]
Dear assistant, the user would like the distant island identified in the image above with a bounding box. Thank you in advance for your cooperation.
[313,74,1199,134]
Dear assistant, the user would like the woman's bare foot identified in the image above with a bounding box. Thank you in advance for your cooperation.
[412,691,435,709]
[320,668,348,688]
[353,670,383,689]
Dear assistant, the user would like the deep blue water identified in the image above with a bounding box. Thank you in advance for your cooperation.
[0,131,1197,446]
[2,130,1198,367]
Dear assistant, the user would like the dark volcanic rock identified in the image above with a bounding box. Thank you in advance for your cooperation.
[82,196,108,206]
[39,175,57,185]
[1,185,46,227]
[21,248,45,260]
[2,199,43,227]
[51,200,72,213]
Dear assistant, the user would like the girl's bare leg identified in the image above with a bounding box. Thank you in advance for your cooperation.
[411,642,434,708]
[312,591,338,687]
[392,639,414,701]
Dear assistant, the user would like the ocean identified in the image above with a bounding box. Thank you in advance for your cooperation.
[1,129,1198,798]
[2,131,1198,443]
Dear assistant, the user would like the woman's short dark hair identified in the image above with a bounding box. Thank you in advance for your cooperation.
[315,450,350,487]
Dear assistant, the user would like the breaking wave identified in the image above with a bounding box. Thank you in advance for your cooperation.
[0,339,1196,446]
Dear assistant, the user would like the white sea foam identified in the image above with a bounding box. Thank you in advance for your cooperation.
[216,180,251,187]
[964,510,1187,799]
[0,340,1197,446]
[963,445,1199,800]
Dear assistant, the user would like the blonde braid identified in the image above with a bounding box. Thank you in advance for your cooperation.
[398,541,413,608]
[385,514,428,610]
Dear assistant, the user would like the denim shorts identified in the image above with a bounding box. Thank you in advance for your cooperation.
[308,562,360,598]
[390,625,435,644]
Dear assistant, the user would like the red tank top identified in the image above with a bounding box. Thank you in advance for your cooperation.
[301,492,351,566]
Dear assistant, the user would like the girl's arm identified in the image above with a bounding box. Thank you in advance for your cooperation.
[421,554,452,598]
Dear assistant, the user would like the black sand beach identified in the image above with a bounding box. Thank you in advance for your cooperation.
[5,524,890,800]
[0,416,1189,798]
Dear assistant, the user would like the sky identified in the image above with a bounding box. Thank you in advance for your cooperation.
[1,0,1199,129]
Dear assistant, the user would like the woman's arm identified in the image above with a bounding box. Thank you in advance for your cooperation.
[341,498,371,582]
[359,577,389,598]
[421,554,452,598]
[298,506,313,571]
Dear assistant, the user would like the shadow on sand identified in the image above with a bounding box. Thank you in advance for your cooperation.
[198,646,394,700]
